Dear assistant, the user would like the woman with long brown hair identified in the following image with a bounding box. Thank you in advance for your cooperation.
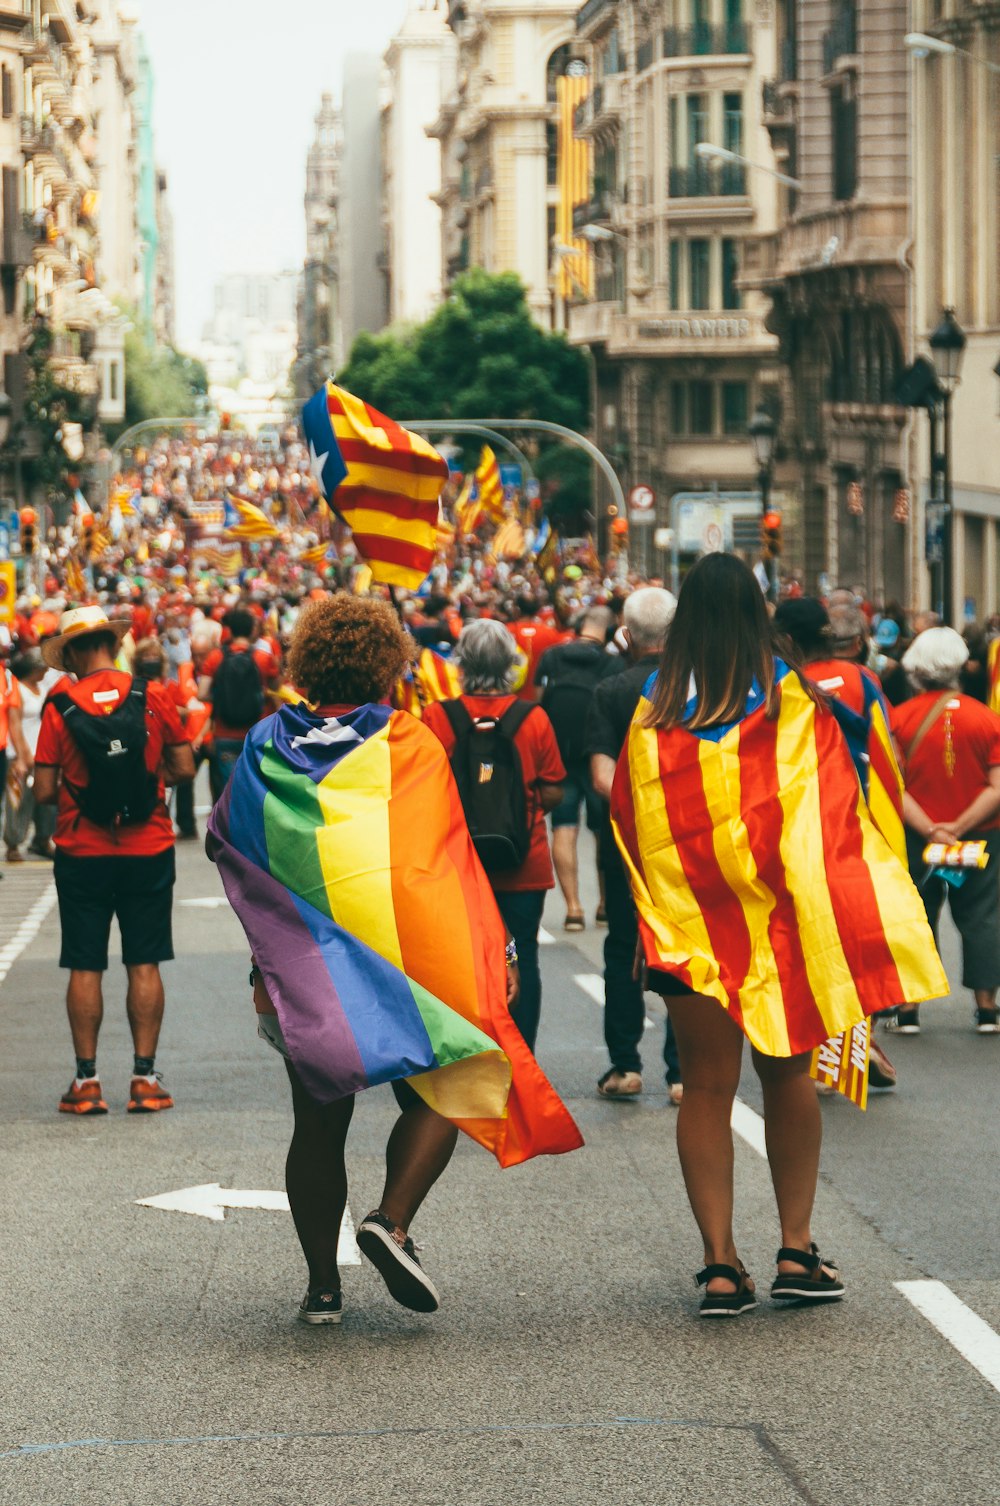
[612,554,944,1318]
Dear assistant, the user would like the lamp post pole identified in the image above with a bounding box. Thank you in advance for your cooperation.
[928,307,966,626]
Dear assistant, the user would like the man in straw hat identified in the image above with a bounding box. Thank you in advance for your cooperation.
[34,607,195,1115]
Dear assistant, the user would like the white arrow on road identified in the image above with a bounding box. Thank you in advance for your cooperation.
[178,897,230,909]
[135,1184,360,1262]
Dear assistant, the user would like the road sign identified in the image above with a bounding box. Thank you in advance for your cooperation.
[677,501,734,555]
[629,484,656,511]
[0,560,15,622]
[654,527,674,550]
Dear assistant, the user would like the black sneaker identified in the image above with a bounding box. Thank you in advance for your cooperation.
[974,1007,1000,1034]
[885,1007,920,1035]
[298,1289,343,1325]
[356,1210,440,1313]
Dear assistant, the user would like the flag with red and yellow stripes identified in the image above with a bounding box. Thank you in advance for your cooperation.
[474,446,506,525]
[611,665,947,1070]
[391,648,461,720]
[302,382,448,591]
[988,639,1000,716]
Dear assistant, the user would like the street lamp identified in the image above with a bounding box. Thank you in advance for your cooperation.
[694,141,803,191]
[749,404,779,601]
[928,306,967,625]
[904,32,1000,75]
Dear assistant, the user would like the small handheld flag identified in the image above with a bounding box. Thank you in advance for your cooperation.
[224,494,281,541]
[302,382,449,590]
[475,446,506,523]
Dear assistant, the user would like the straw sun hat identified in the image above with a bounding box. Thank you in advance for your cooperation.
[40,606,131,672]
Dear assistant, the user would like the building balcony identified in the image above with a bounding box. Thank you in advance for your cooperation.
[474,162,493,199]
[572,187,621,234]
[606,309,774,360]
[0,4,31,32]
[765,200,908,281]
[567,299,619,347]
[574,74,624,136]
[822,5,858,76]
[49,355,98,397]
[576,0,618,38]
[669,161,747,199]
[662,20,749,60]
[2,215,33,270]
[20,113,58,156]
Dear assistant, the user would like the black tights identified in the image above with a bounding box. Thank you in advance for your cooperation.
[283,1062,459,1294]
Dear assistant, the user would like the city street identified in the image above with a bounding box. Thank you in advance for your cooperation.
[1,820,998,1506]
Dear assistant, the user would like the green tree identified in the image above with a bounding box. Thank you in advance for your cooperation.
[114,315,208,438]
[339,269,589,435]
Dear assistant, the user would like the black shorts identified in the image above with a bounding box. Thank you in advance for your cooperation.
[54,848,176,972]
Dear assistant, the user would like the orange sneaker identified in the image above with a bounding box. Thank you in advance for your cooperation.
[59,1078,108,1115]
[127,1074,174,1113]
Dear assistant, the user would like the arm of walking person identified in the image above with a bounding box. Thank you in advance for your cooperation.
[536,780,563,813]
[902,792,960,844]
[589,752,616,801]
[8,705,31,779]
[33,766,58,805]
[944,766,1000,839]
[161,741,196,787]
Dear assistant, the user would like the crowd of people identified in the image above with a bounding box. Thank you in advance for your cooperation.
[7,423,998,1324]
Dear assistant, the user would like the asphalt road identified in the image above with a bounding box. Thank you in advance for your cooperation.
[1,820,998,1506]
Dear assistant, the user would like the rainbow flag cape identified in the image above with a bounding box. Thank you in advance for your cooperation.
[612,665,947,1062]
[208,702,582,1168]
[302,382,448,591]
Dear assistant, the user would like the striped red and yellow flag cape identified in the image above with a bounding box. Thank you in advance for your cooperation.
[326,385,448,590]
[475,446,506,524]
[611,665,947,1067]
[988,639,1000,716]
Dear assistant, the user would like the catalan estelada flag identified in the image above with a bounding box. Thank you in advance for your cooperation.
[391,648,461,719]
[611,664,947,1064]
[806,659,906,864]
[224,494,281,542]
[988,639,1000,715]
[475,446,506,524]
[302,382,448,591]
[208,701,582,1167]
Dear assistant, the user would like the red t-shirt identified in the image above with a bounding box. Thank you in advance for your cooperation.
[507,620,567,701]
[36,670,186,857]
[891,692,1000,830]
[202,642,280,740]
[806,658,879,716]
[423,695,565,892]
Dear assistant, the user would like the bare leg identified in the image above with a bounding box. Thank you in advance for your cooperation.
[284,1062,355,1292]
[379,1099,459,1233]
[66,970,104,1059]
[751,1048,825,1274]
[666,995,746,1292]
[125,963,165,1059]
[974,988,997,1013]
[552,825,582,918]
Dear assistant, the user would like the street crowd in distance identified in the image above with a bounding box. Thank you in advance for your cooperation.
[7,421,1000,1324]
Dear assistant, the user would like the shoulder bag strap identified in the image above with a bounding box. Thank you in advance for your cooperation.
[901,692,954,768]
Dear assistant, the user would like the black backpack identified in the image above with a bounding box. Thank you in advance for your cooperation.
[52,680,159,828]
[211,648,264,728]
[442,699,535,872]
[540,648,606,766]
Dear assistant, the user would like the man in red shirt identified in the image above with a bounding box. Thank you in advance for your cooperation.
[198,607,279,801]
[35,607,195,1115]
[891,626,1000,1034]
[423,619,565,1051]
[505,595,566,702]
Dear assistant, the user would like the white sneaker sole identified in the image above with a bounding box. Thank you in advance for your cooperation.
[298,1307,343,1325]
[356,1221,440,1313]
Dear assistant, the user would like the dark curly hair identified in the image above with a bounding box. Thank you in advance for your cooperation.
[287,594,413,706]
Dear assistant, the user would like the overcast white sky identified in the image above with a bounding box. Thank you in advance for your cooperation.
[138,0,409,348]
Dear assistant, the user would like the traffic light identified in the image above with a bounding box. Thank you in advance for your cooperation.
[81,513,95,554]
[761,509,782,560]
[19,507,36,556]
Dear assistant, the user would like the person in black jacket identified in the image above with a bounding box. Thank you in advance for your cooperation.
[586,587,682,1102]
[535,607,613,931]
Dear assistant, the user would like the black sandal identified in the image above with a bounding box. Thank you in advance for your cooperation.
[770,1243,845,1303]
[695,1262,757,1318]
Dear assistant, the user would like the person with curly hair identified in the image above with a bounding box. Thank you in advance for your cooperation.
[209,594,581,1325]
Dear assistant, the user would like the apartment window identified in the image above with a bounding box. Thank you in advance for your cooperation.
[671,382,687,435]
[601,28,623,76]
[722,381,749,434]
[722,238,742,309]
[723,93,744,159]
[689,238,710,309]
[686,93,708,165]
[1,67,12,121]
[109,360,120,403]
[669,240,681,309]
[668,95,680,168]
[831,83,857,201]
[546,123,557,187]
[690,381,715,434]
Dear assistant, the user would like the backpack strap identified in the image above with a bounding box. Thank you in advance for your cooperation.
[441,698,473,740]
[50,691,74,720]
[901,691,953,769]
[498,700,535,737]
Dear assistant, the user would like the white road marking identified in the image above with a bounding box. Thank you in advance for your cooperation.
[179,897,230,909]
[0,883,56,986]
[195,804,212,817]
[136,1183,359,1262]
[538,926,555,946]
[573,972,655,1029]
[730,1099,768,1158]
[896,1281,1000,1395]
